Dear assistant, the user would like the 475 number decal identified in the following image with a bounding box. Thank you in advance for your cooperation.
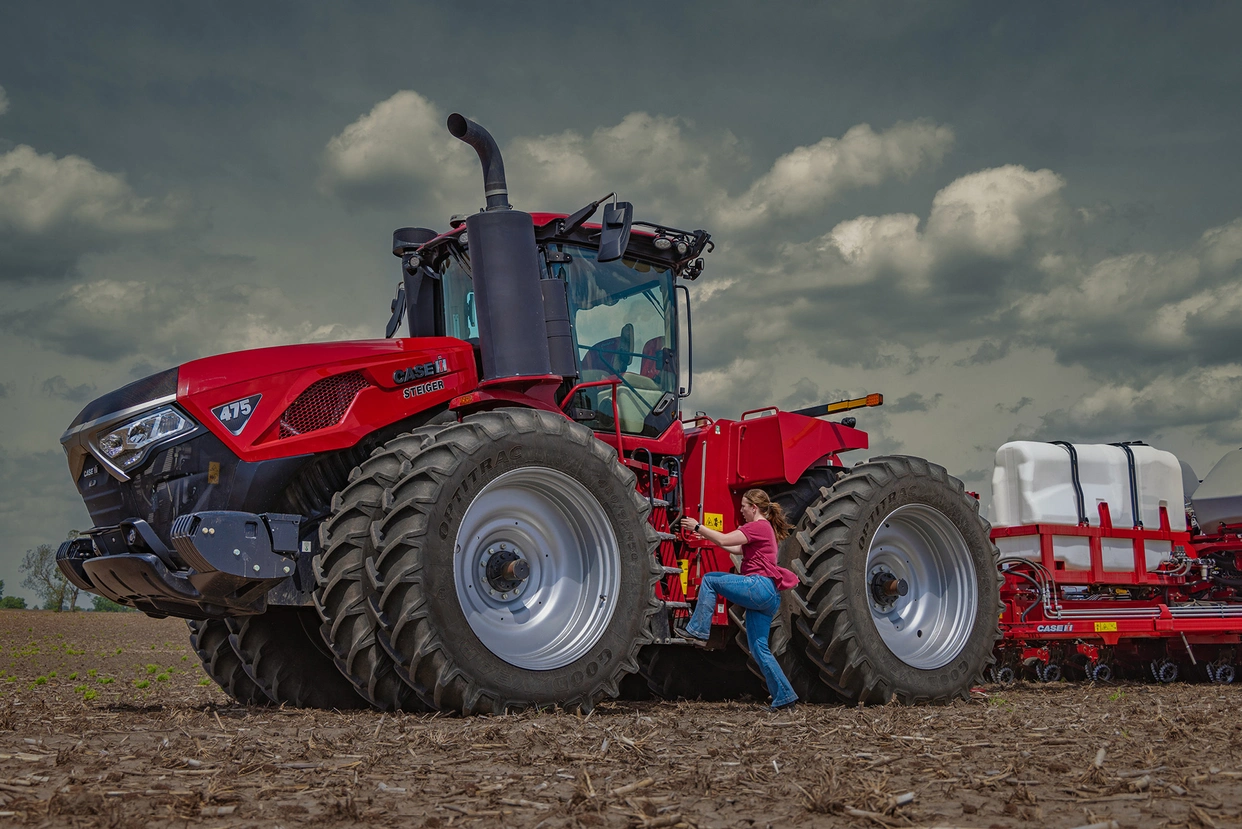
[211,394,261,436]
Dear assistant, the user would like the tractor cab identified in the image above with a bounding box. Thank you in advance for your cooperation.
[396,209,707,439]
[549,242,678,437]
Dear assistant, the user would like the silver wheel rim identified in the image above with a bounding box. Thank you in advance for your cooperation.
[454,466,620,670]
[865,504,978,670]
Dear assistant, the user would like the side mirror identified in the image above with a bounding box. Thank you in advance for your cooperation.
[385,283,406,338]
[597,201,633,263]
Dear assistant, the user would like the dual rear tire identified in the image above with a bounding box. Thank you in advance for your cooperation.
[367,408,660,714]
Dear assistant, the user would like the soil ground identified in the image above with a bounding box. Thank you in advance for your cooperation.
[0,610,1239,828]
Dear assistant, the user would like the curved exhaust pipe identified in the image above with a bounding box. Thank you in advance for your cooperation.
[447,113,509,211]
[443,113,557,381]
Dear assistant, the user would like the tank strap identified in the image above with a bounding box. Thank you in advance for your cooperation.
[1110,442,1143,528]
[1049,441,1088,526]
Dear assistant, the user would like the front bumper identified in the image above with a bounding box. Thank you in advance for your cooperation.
[57,511,311,619]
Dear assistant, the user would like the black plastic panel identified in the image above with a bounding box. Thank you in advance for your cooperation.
[68,367,178,428]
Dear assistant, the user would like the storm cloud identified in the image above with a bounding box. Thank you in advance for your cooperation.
[0,144,187,278]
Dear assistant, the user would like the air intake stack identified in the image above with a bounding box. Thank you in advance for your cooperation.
[447,114,552,381]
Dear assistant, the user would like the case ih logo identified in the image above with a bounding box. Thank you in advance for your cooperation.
[212,394,261,436]
[1035,623,1073,633]
[394,356,449,385]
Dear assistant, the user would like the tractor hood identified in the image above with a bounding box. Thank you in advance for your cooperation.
[62,337,479,481]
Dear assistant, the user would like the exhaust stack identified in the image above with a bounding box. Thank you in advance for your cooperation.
[447,113,510,211]
[447,114,552,381]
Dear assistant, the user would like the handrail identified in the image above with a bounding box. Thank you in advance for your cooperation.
[558,377,620,409]
[680,413,714,429]
[558,377,623,459]
[741,406,779,420]
[632,446,655,513]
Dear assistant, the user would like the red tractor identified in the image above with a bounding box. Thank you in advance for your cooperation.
[57,115,1002,712]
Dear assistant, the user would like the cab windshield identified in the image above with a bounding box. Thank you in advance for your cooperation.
[548,244,677,438]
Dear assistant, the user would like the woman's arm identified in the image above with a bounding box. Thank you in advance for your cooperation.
[677,517,746,548]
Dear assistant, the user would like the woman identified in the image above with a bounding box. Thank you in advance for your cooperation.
[677,490,799,712]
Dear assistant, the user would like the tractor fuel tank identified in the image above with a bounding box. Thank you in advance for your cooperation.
[989,441,1185,571]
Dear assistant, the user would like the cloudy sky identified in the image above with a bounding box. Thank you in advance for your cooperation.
[2,2,1240,601]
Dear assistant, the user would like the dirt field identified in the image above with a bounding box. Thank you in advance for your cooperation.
[0,610,1239,828]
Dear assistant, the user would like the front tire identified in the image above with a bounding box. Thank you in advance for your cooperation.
[226,607,370,709]
[314,427,444,711]
[370,408,660,714]
[186,619,268,705]
[794,456,1000,704]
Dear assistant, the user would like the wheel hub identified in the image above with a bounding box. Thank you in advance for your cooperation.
[482,545,530,597]
[454,466,620,671]
[868,566,909,610]
[865,503,979,670]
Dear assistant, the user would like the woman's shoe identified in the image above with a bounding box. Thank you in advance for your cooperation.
[769,700,797,713]
[672,624,708,647]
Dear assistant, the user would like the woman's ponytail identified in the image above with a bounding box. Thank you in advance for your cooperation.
[743,488,792,541]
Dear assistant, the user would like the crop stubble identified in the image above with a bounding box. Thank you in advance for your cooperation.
[0,610,1240,828]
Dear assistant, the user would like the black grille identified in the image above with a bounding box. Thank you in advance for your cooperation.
[279,372,370,439]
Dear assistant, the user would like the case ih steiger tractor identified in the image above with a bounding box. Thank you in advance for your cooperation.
[56,115,1003,713]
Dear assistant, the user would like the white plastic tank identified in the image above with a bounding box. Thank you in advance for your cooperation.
[989,441,1185,571]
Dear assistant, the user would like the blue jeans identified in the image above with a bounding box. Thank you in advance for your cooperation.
[685,573,798,709]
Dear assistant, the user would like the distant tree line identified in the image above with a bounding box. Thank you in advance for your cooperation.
[0,578,27,609]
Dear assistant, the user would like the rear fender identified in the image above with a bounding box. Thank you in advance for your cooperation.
[681,411,868,534]
[731,410,867,487]
[178,338,477,462]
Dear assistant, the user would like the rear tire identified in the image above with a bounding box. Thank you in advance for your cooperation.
[314,427,445,711]
[794,456,1000,704]
[186,619,268,705]
[226,607,370,709]
[370,407,660,714]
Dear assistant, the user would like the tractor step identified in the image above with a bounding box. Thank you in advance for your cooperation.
[659,565,684,575]
[655,531,677,541]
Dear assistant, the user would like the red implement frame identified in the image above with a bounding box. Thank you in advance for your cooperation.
[994,503,1242,652]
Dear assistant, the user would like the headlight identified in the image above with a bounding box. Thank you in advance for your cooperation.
[93,407,195,471]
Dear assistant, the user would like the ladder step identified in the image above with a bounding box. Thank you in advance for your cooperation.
[652,498,670,507]
[661,600,691,610]
[655,531,677,541]
[660,566,684,575]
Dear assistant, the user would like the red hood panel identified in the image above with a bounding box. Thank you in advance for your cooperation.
[178,338,478,461]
